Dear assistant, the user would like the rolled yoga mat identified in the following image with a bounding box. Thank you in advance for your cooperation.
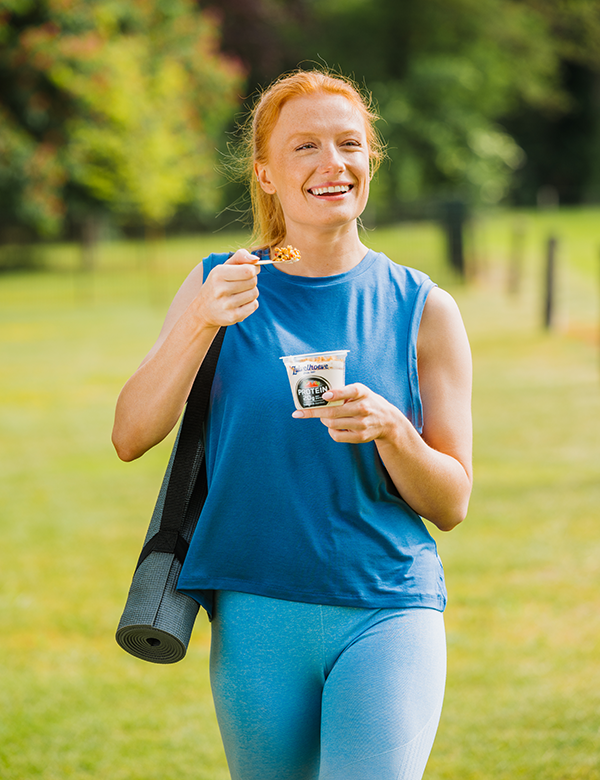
[116,327,225,664]
[116,438,203,663]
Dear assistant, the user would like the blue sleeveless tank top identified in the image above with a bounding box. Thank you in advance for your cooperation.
[177,249,447,618]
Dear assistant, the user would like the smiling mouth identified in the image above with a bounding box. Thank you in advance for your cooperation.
[309,184,353,197]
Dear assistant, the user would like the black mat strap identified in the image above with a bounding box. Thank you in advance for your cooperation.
[136,326,226,569]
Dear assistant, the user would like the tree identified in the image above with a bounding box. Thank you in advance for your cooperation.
[202,0,600,213]
[198,0,310,88]
[503,0,600,204]
[0,0,244,237]
[296,0,566,214]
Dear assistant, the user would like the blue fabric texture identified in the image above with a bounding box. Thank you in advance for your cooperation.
[177,249,446,617]
[210,591,446,780]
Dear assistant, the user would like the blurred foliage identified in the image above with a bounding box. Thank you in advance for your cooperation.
[1,0,599,238]
[0,0,244,237]
[303,0,563,211]
[205,0,600,218]
[502,0,600,205]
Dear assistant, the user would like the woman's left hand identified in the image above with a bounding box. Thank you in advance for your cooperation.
[292,383,397,444]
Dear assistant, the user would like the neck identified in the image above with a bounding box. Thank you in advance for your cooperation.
[277,223,368,277]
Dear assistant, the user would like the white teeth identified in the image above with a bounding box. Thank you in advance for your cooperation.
[311,185,351,196]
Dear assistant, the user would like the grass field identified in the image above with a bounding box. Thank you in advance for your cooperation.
[1,207,599,778]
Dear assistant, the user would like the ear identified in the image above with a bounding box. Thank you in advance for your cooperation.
[254,162,277,195]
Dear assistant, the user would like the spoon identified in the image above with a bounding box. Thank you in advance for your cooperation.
[255,246,301,265]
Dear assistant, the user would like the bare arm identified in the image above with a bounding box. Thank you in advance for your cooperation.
[112,250,261,462]
[291,287,473,531]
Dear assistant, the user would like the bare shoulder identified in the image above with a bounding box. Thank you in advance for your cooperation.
[420,286,464,331]
[418,286,470,362]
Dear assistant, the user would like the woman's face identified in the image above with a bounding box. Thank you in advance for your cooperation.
[255,92,371,238]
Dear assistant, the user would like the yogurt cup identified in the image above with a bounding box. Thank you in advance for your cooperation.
[280,350,349,410]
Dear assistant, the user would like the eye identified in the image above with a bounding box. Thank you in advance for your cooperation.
[341,139,362,148]
[295,142,317,151]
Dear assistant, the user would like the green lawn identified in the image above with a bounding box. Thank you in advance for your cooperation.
[1,208,599,778]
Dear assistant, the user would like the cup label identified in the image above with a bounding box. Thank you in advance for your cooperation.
[296,375,331,408]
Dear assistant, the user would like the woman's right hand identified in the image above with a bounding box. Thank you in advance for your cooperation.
[192,249,261,329]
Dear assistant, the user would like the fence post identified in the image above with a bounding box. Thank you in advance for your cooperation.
[441,199,467,278]
[543,236,557,330]
[508,221,525,296]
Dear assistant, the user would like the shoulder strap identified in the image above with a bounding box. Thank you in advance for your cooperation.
[135,326,226,569]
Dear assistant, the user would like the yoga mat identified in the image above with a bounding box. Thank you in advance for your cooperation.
[115,323,224,664]
[116,440,202,663]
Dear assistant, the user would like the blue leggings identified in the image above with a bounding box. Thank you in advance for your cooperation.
[210,591,446,780]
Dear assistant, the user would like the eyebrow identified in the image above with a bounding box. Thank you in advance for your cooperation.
[288,127,365,143]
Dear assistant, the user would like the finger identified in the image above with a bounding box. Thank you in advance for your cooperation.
[292,407,330,419]
[218,292,260,324]
[323,415,377,446]
[289,390,353,418]
[292,406,354,422]
[321,384,365,405]
[291,397,355,419]
[320,414,363,431]
[232,298,260,321]
[211,264,260,290]
[327,428,362,443]
[216,283,259,314]
[226,249,260,265]
[227,286,260,309]
[291,407,373,442]
[291,399,364,423]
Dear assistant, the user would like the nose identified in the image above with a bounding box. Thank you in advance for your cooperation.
[318,143,345,174]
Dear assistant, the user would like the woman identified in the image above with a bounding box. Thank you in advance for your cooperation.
[113,70,472,780]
